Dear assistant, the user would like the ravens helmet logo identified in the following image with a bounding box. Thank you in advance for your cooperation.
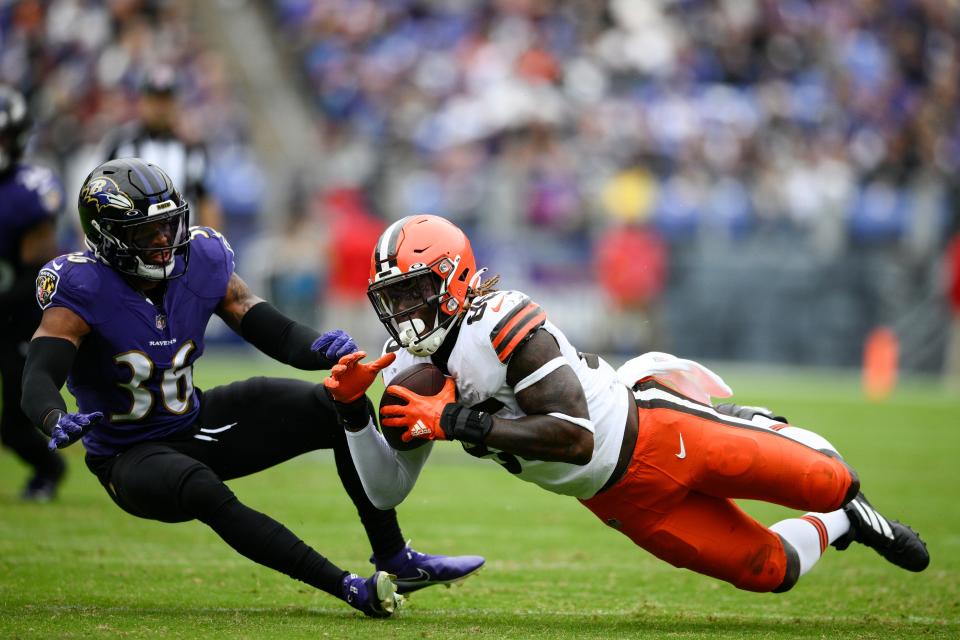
[81,176,136,214]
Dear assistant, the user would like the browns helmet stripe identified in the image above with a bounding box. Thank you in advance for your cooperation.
[375,216,411,273]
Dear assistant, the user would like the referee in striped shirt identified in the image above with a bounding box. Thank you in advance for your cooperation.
[101,67,223,231]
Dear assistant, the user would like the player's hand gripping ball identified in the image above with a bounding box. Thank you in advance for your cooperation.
[378,363,452,451]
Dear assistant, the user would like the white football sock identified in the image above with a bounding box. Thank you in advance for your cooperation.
[770,510,851,577]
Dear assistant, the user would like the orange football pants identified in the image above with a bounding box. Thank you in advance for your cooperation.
[580,395,854,592]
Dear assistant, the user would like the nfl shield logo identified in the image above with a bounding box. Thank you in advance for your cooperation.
[156,314,167,330]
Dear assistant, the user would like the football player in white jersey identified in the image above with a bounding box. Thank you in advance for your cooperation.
[323,214,929,595]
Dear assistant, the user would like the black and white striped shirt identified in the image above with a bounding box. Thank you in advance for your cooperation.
[101,125,209,201]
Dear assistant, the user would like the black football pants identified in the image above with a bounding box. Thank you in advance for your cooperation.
[85,377,405,597]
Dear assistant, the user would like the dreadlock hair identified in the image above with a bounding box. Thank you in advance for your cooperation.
[464,273,501,311]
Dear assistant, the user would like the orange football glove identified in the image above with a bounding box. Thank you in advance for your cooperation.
[323,351,397,403]
[380,377,457,442]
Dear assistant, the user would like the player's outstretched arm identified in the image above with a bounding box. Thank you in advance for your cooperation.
[216,272,357,369]
[343,418,432,510]
[324,352,430,509]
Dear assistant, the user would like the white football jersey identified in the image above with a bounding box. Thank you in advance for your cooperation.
[381,290,629,499]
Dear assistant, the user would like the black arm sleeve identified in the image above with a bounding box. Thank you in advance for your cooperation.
[21,337,76,436]
[240,301,332,370]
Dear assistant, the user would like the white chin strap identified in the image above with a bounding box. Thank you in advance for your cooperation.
[397,318,447,357]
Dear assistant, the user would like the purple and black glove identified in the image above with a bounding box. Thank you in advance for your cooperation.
[311,329,358,363]
[47,411,104,451]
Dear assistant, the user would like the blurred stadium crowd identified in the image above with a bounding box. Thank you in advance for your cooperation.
[276,0,957,246]
[0,0,258,223]
[3,0,958,371]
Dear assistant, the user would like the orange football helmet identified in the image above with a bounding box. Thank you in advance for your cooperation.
[368,215,479,356]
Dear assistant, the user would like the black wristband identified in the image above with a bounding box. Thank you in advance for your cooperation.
[240,301,329,370]
[439,404,493,444]
[21,337,75,435]
[324,387,375,432]
[42,409,65,436]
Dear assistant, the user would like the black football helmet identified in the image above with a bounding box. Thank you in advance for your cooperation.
[78,157,191,281]
[0,84,30,175]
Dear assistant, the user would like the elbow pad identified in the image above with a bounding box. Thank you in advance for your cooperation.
[21,337,76,435]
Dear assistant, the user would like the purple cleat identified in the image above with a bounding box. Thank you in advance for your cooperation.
[373,543,485,594]
[341,571,403,618]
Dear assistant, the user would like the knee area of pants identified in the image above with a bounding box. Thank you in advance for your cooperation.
[735,541,791,593]
[799,458,857,510]
[816,448,860,506]
[179,465,236,516]
[841,464,860,505]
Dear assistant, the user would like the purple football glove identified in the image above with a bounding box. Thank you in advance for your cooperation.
[47,411,104,451]
[312,329,358,362]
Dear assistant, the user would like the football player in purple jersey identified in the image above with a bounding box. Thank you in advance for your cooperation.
[19,158,483,617]
[0,84,67,501]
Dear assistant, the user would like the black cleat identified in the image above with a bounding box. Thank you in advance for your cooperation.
[20,455,66,502]
[833,492,929,572]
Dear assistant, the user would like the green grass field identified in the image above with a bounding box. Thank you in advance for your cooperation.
[2,350,958,638]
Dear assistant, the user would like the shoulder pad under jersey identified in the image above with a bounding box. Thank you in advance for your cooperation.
[35,252,105,324]
[185,226,235,299]
[464,290,547,364]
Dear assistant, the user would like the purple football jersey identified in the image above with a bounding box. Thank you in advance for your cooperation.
[36,227,235,456]
[1,164,63,337]
[0,164,62,266]
[0,164,63,266]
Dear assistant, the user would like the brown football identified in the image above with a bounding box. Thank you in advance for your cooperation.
[379,363,448,451]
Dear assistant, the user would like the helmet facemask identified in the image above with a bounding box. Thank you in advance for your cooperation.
[88,202,190,281]
[368,256,464,356]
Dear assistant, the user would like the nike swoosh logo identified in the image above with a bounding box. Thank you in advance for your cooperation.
[200,422,238,434]
[675,433,686,459]
[51,260,63,271]
[491,295,505,313]
[395,568,432,584]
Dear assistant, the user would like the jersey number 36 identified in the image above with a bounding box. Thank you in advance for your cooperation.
[112,342,196,421]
